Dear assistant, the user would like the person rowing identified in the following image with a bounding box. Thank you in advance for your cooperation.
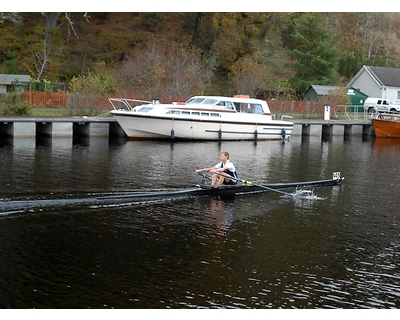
[196,151,238,186]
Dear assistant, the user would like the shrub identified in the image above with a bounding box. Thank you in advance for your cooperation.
[0,101,30,115]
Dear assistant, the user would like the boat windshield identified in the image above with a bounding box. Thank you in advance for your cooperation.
[185,97,265,114]
[186,97,218,105]
[186,97,205,104]
[137,106,153,112]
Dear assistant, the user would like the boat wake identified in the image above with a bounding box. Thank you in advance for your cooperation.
[282,189,326,200]
[0,190,195,217]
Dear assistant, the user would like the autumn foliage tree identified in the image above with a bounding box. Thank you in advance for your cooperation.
[117,40,212,99]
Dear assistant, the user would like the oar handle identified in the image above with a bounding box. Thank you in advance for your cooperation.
[197,172,212,180]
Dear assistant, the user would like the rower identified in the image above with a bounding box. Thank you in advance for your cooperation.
[196,151,238,186]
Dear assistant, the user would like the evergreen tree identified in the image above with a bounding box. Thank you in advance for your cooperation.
[287,13,340,97]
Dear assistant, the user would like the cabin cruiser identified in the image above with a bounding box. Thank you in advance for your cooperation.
[109,95,293,140]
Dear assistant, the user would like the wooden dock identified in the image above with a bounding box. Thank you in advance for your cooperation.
[0,116,375,141]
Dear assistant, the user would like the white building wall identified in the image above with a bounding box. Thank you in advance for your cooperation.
[351,71,381,98]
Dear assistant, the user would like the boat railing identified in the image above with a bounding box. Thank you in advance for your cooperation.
[108,98,153,111]
[281,115,293,121]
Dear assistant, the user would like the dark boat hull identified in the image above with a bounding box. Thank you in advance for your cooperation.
[98,177,344,202]
[0,177,343,214]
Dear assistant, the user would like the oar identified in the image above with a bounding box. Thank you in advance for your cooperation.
[197,172,326,200]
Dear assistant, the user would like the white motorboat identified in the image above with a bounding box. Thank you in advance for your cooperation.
[109,95,294,140]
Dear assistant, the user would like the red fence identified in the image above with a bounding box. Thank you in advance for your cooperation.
[20,92,68,108]
[17,92,191,110]
[267,100,327,115]
[8,92,329,115]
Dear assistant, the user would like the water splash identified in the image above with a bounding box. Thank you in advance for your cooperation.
[283,189,326,200]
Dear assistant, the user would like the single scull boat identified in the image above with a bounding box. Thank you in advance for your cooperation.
[0,173,343,214]
[98,172,344,201]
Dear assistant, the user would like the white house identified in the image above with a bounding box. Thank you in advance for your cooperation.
[347,65,400,101]
[0,74,31,93]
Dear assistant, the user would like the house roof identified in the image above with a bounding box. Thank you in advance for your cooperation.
[367,66,400,87]
[348,65,400,88]
[308,85,346,95]
[0,74,31,85]
[306,85,366,96]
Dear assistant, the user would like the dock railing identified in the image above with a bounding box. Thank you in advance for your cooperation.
[333,105,371,120]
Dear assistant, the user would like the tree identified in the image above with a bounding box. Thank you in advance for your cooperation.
[117,40,212,98]
[1,13,89,81]
[287,13,340,97]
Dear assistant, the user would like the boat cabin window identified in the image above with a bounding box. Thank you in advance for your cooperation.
[182,111,190,115]
[226,101,235,110]
[210,113,220,117]
[166,110,181,115]
[138,106,153,113]
[201,112,209,116]
[248,104,263,114]
[234,102,243,112]
[233,102,263,114]
[192,112,200,116]
[215,100,235,110]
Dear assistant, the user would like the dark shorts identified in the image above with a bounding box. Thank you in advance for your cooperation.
[223,178,237,185]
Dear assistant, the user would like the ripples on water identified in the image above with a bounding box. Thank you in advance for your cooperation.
[0,136,400,309]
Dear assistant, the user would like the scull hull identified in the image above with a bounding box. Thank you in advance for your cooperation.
[98,177,343,202]
[0,177,343,213]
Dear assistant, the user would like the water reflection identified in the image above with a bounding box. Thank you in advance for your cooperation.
[207,196,238,235]
[72,136,90,146]
[372,137,400,148]
[35,136,52,147]
[0,136,13,147]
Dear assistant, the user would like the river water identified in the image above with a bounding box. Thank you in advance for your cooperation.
[0,135,399,309]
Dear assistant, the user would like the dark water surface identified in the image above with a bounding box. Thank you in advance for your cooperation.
[1,136,400,309]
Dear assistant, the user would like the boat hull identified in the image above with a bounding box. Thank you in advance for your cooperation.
[112,113,293,141]
[98,177,343,202]
[0,177,343,213]
[372,116,400,138]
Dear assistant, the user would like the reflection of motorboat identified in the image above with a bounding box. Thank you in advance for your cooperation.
[109,95,293,141]
[372,113,400,138]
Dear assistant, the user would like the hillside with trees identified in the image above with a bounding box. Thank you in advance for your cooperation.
[1,12,400,99]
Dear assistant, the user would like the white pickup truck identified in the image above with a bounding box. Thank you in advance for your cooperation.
[364,98,400,113]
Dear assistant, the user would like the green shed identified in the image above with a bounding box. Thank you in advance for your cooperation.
[304,85,368,111]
